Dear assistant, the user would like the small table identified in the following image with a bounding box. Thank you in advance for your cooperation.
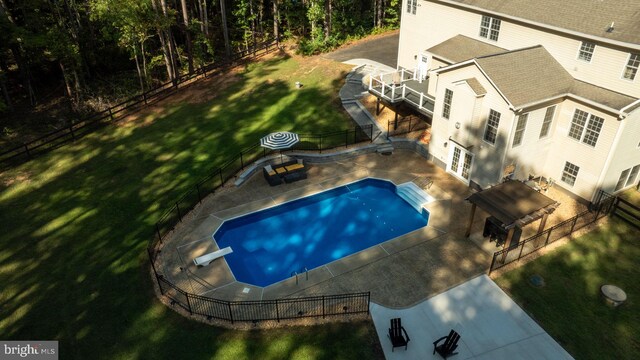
[601,285,627,307]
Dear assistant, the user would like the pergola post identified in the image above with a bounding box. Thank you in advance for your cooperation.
[500,227,517,263]
[537,212,549,234]
[376,97,381,115]
[465,203,477,238]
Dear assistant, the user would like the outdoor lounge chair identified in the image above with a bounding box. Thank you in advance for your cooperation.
[388,318,410,352]
[433,329,460,359]
[193,246,233,267]
[263,165,282,186]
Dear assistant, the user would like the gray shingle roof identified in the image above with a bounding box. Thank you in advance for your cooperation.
[445,0,640,45]
[475,46,574,108]
[464,78,487,96]
[426,35,506,64]
[474,46,637,110]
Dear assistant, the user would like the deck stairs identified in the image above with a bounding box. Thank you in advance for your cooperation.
[396,182,433,212]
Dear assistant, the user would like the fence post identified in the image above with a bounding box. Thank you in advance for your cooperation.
[488,253,496,274]
[196,183,202,203]
[569,215,578,234]
[219,168,224,186]
[227,302,234,324]
[240,152,244,169]
[319,136,323,153]
[345,129,349,148]
[322,295,325,319]
[544,228,552,246]
[143,92,148,105]
[69,125,75,140]
[185,293,193,315]
[156,223,163,243]
[276,299,280,322]
[108,107,114,120]
[517,241,525,260]
[176,202,182,222]
[23,144,31,158]
[353,128,357,144]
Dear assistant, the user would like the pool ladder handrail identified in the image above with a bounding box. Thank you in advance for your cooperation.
[291,268,309,285]
[291,271,298,285]
[304,267,309,281]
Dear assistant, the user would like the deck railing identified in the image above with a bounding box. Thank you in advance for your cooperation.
[368,69,434,114]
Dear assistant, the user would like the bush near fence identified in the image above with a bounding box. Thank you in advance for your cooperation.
[148,126,375,324]
[0,40,280,168]
[489,191,616,273]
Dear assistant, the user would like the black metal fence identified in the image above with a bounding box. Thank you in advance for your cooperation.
[0,40,281,168]
[489,190,616,273]
[155,273,370,324]
[387,116,429,139]
[148,125,375,324]
[611,197,640,229]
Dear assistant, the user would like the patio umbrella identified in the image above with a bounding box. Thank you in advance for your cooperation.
[260,131,300,163]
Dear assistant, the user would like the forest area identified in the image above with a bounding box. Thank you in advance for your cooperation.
[0,0,401,147]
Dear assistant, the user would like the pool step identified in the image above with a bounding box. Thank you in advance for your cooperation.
[396,182,434,212]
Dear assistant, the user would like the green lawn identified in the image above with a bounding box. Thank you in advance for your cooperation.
[495,219,640,359]
[0,53,383,359]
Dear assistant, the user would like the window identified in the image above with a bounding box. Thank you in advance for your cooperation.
[512,113,528,147]
[568,109,605,147]
[479,16,501,41]
[442,89,453,119]
[616,165,640,191]
[406,0,417,15]
[577,42,595,62]
[539,106,555,138]
[561,162,580,186]
[623,53,639,80]
[483,109,501,144]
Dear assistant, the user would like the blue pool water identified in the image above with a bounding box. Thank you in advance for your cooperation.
[214,178,429,287]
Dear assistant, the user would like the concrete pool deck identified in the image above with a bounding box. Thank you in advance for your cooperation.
[157,149,587,308]
[371,275,574,359]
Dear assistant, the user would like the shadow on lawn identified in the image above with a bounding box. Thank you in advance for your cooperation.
[496,221,639,359]
[0,63,385,359]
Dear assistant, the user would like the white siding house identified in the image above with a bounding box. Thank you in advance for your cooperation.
[374,0,640,201]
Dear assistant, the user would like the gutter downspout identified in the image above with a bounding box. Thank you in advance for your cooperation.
[592,119,626,202]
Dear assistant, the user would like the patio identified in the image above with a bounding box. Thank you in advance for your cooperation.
[157,149,587,308]
[370,275,574,359]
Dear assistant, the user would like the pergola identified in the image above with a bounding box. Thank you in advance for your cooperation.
[465,180,560,260]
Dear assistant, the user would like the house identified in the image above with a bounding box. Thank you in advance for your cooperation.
[371,0,640,201]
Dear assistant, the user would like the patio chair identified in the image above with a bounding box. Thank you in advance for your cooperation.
[433,329,460,359]
[263,165,282,186]
[387,318,410,352]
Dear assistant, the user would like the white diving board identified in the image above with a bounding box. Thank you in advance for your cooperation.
[193,246,233,267]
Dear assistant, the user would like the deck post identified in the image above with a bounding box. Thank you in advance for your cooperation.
[537,212,549,234]
[391,84,396,100]
[500,227,517,263]
[419,93,425,110]
[376,97,380,115]
[369,75,373,90]
[465,203,477,237]
[402,84,406,98]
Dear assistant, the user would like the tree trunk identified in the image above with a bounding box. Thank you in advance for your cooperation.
[219,0,231,58]
[0,71,12,110]
[180,0,194,73]
[272,0,279,42]
[377,0,383,28]
[202,0,209,36]
[133,46,145,94]
[249,0,256,48]
[324,0,331,40]
[59,61,74,101]
[152,0,177,82]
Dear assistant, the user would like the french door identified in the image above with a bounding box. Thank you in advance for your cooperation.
[448,144,474,182]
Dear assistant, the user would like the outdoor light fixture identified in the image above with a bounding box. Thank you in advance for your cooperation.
[455,122,461,129]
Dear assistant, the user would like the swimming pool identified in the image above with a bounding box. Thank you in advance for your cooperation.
[213,178,430,287]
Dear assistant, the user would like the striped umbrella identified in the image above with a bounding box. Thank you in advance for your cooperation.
[260,131,300,163]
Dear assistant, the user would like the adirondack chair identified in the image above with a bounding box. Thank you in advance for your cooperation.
[387,318,410,352]
[433,329,460,358]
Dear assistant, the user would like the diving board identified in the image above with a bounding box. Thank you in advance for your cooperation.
[193,246,233,267]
